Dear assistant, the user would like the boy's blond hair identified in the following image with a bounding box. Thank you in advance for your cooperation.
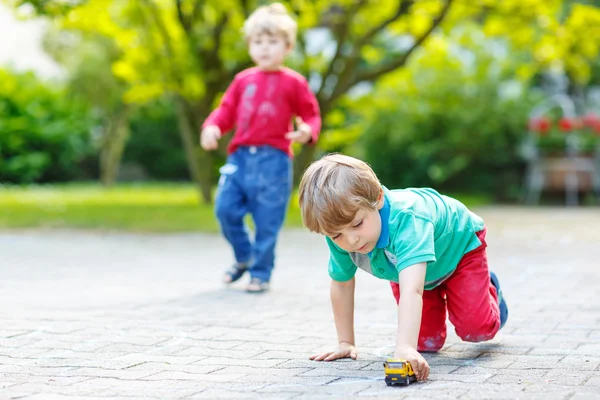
[243,3,297,48]
[299,154,382,236]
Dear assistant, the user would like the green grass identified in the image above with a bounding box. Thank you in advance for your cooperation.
[0,183,491,233]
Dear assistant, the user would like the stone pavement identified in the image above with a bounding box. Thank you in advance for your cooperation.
[1,207,600,400]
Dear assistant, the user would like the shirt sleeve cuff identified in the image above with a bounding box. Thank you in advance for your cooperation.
[395,254,436,273]
[328,272,355,282]
[328,265,357,282]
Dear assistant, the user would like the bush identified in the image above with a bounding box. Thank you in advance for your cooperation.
[0,69,95,183]
[362,81,536,200]
[123,99,189,180]
[356,28,542,200]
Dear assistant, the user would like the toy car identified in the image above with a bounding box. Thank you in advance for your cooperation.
[383,359,417,386]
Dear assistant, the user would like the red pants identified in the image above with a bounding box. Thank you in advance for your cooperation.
[390,229,500,352]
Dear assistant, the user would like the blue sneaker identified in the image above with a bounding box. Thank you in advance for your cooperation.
[490,272,508,329]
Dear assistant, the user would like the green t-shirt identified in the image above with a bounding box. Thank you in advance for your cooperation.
[327,187,485,290]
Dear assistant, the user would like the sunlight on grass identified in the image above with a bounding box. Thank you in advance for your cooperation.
[0,183,217,232]
[0,183,490,233]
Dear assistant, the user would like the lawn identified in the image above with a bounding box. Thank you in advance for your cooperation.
[0,183,491,233]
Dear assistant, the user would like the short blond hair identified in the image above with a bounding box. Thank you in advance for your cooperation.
[242,3,297,48]
[299,154,381,236]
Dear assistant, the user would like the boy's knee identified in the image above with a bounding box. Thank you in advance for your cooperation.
[456,321,499,343]
[418,334,445,352]
[215,198,242,223]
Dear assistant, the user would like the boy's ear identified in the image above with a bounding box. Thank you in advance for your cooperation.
[377,187,385,210]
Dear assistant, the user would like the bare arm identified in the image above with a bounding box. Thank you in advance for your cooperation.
[393,262,430,381]
[395,263,426,349]
[331,277,355,346]
[310,278,357,361]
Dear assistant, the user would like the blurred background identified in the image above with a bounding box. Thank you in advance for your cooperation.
[1,0,599,233]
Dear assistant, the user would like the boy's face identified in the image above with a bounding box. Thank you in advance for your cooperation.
[248,32,291,71]
[329,193,385,255]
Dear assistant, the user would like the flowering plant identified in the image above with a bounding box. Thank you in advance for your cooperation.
[527,113,600,154]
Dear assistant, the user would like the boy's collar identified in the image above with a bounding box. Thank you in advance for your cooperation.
[372,191,390,251]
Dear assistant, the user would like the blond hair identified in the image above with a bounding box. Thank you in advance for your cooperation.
[242,3,297,48]
[298,154,382,236]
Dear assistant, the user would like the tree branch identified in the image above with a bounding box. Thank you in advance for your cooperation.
[239,0,250,18]
[331,0,454,103]
[175,0,204,34]
[355,0,414,48]
[324,1,413,105]
[175,0,189,32]
[287,1,310,76]
[316,0,368,99]
[191,0,204,22]
[296,32,311,77]
[198,11,229,77]
[211,13,230,61]
[141,0,179,84]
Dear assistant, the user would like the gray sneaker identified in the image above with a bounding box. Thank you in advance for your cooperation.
[222,262,248,284]
[246,277,269,293]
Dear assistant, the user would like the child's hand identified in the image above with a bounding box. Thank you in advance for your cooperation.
[201,125,221,151]
[309,341,357,361]
[285,117,312,144]
[394,346,430,381]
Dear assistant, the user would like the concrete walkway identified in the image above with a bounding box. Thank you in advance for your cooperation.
[1,207,599,399]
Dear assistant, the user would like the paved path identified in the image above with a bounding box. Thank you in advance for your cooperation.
[1,207,600,399]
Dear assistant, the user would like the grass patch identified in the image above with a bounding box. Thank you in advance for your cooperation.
[0,183,491,233]
[0,183,219,232]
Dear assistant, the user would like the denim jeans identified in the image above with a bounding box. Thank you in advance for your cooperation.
[215,145,292,282]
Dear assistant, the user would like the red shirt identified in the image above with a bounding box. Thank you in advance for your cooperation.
[202,67,321,157]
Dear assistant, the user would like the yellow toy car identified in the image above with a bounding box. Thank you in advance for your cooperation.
[383,359,417,386]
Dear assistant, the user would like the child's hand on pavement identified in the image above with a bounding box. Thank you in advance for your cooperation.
[201,125,221,151]
[285,117,312,144]
[310,341,357,361]
[394,346,430,381]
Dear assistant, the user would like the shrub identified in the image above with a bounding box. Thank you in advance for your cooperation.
[0,69,95,183]
[360,79,539,199]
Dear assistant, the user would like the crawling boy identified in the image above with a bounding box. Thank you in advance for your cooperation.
[298,154,508,381]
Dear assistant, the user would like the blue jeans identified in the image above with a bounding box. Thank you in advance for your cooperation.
[215,146,292,282]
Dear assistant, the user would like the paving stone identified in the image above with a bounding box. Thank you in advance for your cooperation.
[3,382,98,396]
[113,353,203,366]
[584,372,600,386]
[2,208,600,398]
[571,393,600,400]
[192,356,285,368]
[57,367,158,379]
[508,355,565,369]
[188,390,298,399]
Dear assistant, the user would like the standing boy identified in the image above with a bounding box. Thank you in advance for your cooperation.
[201,3,321,293]
[298,154,508,380]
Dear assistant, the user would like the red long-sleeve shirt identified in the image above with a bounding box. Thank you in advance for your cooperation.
[202,67,321,157]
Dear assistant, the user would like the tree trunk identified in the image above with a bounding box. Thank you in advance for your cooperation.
[99,106,130,187]
[293,145,318,185]
[174,96,214,204]
[292,99,333,184]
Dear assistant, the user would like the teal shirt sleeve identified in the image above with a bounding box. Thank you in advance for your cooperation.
[390,213,436,273]
[326,237,357,282]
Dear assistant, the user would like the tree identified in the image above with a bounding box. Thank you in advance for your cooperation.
[5,0,600,202]
[42,30,132,186]
[6,0,455,202]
